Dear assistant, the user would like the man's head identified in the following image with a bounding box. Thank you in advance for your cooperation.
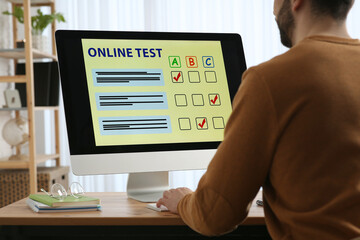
[274,0,354,48]
[310,0,354,21]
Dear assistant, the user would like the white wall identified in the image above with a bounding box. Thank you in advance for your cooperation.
[347,1,360,38]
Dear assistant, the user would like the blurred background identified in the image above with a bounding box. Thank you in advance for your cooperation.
[1,0,359,192]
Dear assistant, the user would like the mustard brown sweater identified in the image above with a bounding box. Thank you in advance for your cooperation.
[177,36,360,240]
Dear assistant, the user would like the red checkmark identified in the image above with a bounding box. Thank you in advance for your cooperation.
[173,72,181,81]
[198,118,206,128]
[210,95,218,104]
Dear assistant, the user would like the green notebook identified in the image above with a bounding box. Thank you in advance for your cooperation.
[29,194,100,207]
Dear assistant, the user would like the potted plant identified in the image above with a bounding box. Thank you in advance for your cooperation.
[2,6,65,53]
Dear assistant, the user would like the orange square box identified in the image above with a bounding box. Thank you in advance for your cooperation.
[186,56,198,68]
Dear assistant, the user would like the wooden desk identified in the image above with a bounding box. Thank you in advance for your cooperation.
[0,192,269,239]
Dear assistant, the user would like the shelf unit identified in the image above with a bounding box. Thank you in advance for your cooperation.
[0,0,60,194]
[0,48,56,60]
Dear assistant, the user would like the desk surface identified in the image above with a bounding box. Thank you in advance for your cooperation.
[0,192,265,226]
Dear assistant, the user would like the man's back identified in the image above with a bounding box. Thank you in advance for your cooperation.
[158,1,360,239]
[176,36,360,240]
[256,35,360,239]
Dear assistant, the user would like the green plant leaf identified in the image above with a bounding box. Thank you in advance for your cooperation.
[2,6,66,35]
[2,6,24,24]
[54,13,66,23]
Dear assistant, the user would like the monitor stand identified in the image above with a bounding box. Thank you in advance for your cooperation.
[127,171,169,202]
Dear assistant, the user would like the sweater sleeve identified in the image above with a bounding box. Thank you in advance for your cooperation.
[177,68,278,236]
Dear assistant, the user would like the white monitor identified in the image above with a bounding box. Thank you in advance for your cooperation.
[56,30,247,202]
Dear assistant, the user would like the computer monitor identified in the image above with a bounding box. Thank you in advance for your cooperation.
[55,30,247,202]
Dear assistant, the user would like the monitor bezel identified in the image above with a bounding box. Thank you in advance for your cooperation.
[56,30,247,155]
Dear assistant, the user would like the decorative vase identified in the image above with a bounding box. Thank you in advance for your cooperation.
[32,34,49,53]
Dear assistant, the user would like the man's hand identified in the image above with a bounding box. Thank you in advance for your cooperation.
[156,187,193,213]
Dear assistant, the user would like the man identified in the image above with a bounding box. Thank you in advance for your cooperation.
[156,0,360,239]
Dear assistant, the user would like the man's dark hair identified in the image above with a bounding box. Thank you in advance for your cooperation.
[310,0,354,20]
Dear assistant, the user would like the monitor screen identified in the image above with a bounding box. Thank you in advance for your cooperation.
[56,31,246,157]
[82,39,232,147]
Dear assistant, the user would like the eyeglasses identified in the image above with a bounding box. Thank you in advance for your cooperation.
[41,182,85,200]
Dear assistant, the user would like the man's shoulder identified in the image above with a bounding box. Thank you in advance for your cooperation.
[250,41,313,77]
[249,36,358,78]
[241,39,327,95]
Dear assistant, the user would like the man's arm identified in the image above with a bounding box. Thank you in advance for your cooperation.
[158,68,278,236]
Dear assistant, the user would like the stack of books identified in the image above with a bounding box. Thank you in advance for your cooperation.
[27,194,101,213]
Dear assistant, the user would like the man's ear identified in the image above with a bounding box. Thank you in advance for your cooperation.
[292,0,305,11]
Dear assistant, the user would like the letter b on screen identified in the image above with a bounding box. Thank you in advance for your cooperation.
[186,56,198,68]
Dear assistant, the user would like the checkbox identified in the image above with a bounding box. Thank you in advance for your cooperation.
[192,94,204,106]
[212,117,225,129]
[188,71,200,83]
[175,94,187,107]
[171,71,183,83]
[205,71,217,83]
[196,117,208,130]
[178,118,191,130]
[208,94,221,106]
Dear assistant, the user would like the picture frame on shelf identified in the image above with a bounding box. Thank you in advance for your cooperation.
[3,89,22,108]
